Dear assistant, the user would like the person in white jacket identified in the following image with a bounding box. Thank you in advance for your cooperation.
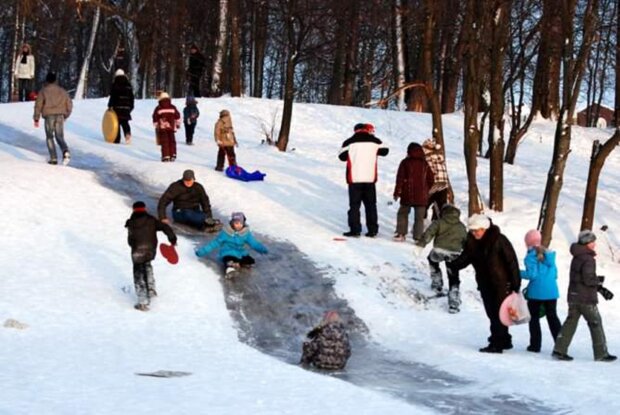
[14,43,35,102]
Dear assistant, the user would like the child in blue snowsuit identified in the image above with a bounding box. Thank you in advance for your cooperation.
[195,212,268,275]
[520,229,561,353]
[183,96,200,145]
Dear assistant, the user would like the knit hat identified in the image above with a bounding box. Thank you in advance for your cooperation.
[467,214,491,230]
[423,138,441,150]
[230,211,246,224]
[578,230,597,245]
[524,229,542,248]
[186,95,196,104]
[407,142,422,152]
[220,109,230,117]
[158,92,170,101]
[45,72,57,83]
[114,68,125,77]
[353,123,375,134]
[132,201,147,212]
[182,169,195,181]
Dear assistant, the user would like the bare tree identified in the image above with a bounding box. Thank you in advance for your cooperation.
[211,0,228,96]
[75,4,101,99]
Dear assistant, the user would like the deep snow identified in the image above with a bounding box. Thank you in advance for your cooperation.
[0,95,619,414]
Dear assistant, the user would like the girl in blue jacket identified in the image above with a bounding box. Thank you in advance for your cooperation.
[195,212,268,275]
[520,229,562,353]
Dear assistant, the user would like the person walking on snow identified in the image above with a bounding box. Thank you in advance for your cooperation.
[14,43,35,102]
[183,96,200,145]
[451,214,521,353]
[552,230,616,362]
[152,92,180,162]
[107,68,135,144]
[187,44,205,97]
[338,123,389,238]
[300,310,352,370]
[520,229,562,353]
[415,204,467,313]
[214,109,237,171]
[393,142,434,242]
[33,72,72,165]
[194,212,268,277]
[422,138,450,220]
[125,201,177,311]
[158,169,217,231]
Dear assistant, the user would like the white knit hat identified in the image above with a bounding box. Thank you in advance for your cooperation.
[158,92,170,101]
[114,68,125,77]
[468,214,491,230]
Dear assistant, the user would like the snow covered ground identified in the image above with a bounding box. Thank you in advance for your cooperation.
[0,96,619,414]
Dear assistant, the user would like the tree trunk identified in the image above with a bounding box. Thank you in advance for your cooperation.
[230,0,242,96]
[276,54,295,152]
[75,6,101,99]
[488,0,511,211]
[616,0,620,126]
[393,0,406,110]
[252,0,268,98]
[342,7,360,106]
[211,0,229,96]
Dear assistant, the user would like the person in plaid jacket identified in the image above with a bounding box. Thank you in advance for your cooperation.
[300,311,351,370]
[422,138,450,220]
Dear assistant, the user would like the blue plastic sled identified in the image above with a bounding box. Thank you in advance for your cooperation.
[225,165,266,182]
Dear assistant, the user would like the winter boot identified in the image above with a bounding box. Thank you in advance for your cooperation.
[134,303,149,312]
[62,151,71,166]
[448,286,461,313]
[552,351,573,361]
[125,133,132,144]
[393,234,405,242]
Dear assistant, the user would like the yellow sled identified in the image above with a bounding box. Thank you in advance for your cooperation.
[102,109,119,143]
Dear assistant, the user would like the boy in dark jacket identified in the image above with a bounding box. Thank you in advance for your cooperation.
[416,204,467,313]
[183,96,200,145]
[552,230,616,362]
[300,311,351,370]
[153,92,181,162]
[393,142,434,242]
[125,201,177,311]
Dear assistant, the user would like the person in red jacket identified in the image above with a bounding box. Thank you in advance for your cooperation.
[152,92,180,162]
[393,142,434,242]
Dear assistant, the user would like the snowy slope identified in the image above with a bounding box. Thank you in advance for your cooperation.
[0,96,619,414]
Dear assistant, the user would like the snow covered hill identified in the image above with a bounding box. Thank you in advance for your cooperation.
[0,96,618,414]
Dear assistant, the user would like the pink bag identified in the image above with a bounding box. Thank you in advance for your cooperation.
[499,292,531,327]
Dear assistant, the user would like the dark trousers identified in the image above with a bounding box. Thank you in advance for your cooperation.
[427,188,449,220]
[17,78,32,102]
[158,130,177,160]
[133,261,155,305]
[114,119,131,143]
[554,303,609,359]
[216,146,236,170]
[480,288,511,348]
[172,208,207,230]
[396,204,426,240]
[427,250,460,290]
[526,299,561,351]
[222,255,255,267]
[185,122,196,144]
[347,183,378,234]
[188,76,201,97]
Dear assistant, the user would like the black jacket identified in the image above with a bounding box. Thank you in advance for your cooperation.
[567,243,599,304]
[188,51,206,78]
[452,224,521,302]
[107,76,134,121]
[125,212,176,264]
[301,322,351,370]
[157,180,212,220]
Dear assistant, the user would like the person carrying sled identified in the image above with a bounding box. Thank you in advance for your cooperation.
[14,43,35,102]
[300,310,351,370]
[552,230,616,362]
[393,142,434,242]
[108,68,135,144]
[194,212,268,276]
[422,138,450,220]
[451,214,521,353]
[338,123,389,238]
[152,92,180,162]
[158,169,217,231]
[183,96,200,145]
[214,109,237,171]
[125,201,177,311]
[415,204,467,313]
[33,72,73,165]
[519,229,562,353]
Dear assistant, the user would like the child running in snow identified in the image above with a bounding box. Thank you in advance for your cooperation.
[153,92,180,162]
[194,212,268,276]
[415,204,467,313]
[520,229,562,353]
[183,96,200,145]
[125,201,177,311]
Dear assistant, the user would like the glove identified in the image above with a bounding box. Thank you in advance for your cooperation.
[34,120,39,128]
[598,275,605,285]
[258,247,268,255]
[205,218,216,227]
[598,286,614,301]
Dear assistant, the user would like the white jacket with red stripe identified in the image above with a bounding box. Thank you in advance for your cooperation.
[338,132,389,184]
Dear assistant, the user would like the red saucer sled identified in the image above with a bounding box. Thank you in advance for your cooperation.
[159,243,179,264]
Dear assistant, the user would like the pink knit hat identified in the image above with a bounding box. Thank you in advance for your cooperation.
[524,229,542,248]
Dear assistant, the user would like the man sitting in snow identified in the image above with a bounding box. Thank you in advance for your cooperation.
[300,310,351,370]
[158,169,217,231]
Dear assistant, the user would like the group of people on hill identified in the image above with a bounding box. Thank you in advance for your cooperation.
[338,122,616,362]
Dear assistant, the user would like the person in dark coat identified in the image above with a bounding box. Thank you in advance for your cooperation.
[183,96,200,145]
[393,142,434,242]
[338,123,389,238]
[552,230,616,362]
[300,311,351,370]
[108,69,135,144]
[187,45,205,97]
[158,169,216,231]
[125,201,177,311]
[451,214,521,353]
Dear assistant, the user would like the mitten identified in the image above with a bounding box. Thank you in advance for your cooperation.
[598,286,614,301]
